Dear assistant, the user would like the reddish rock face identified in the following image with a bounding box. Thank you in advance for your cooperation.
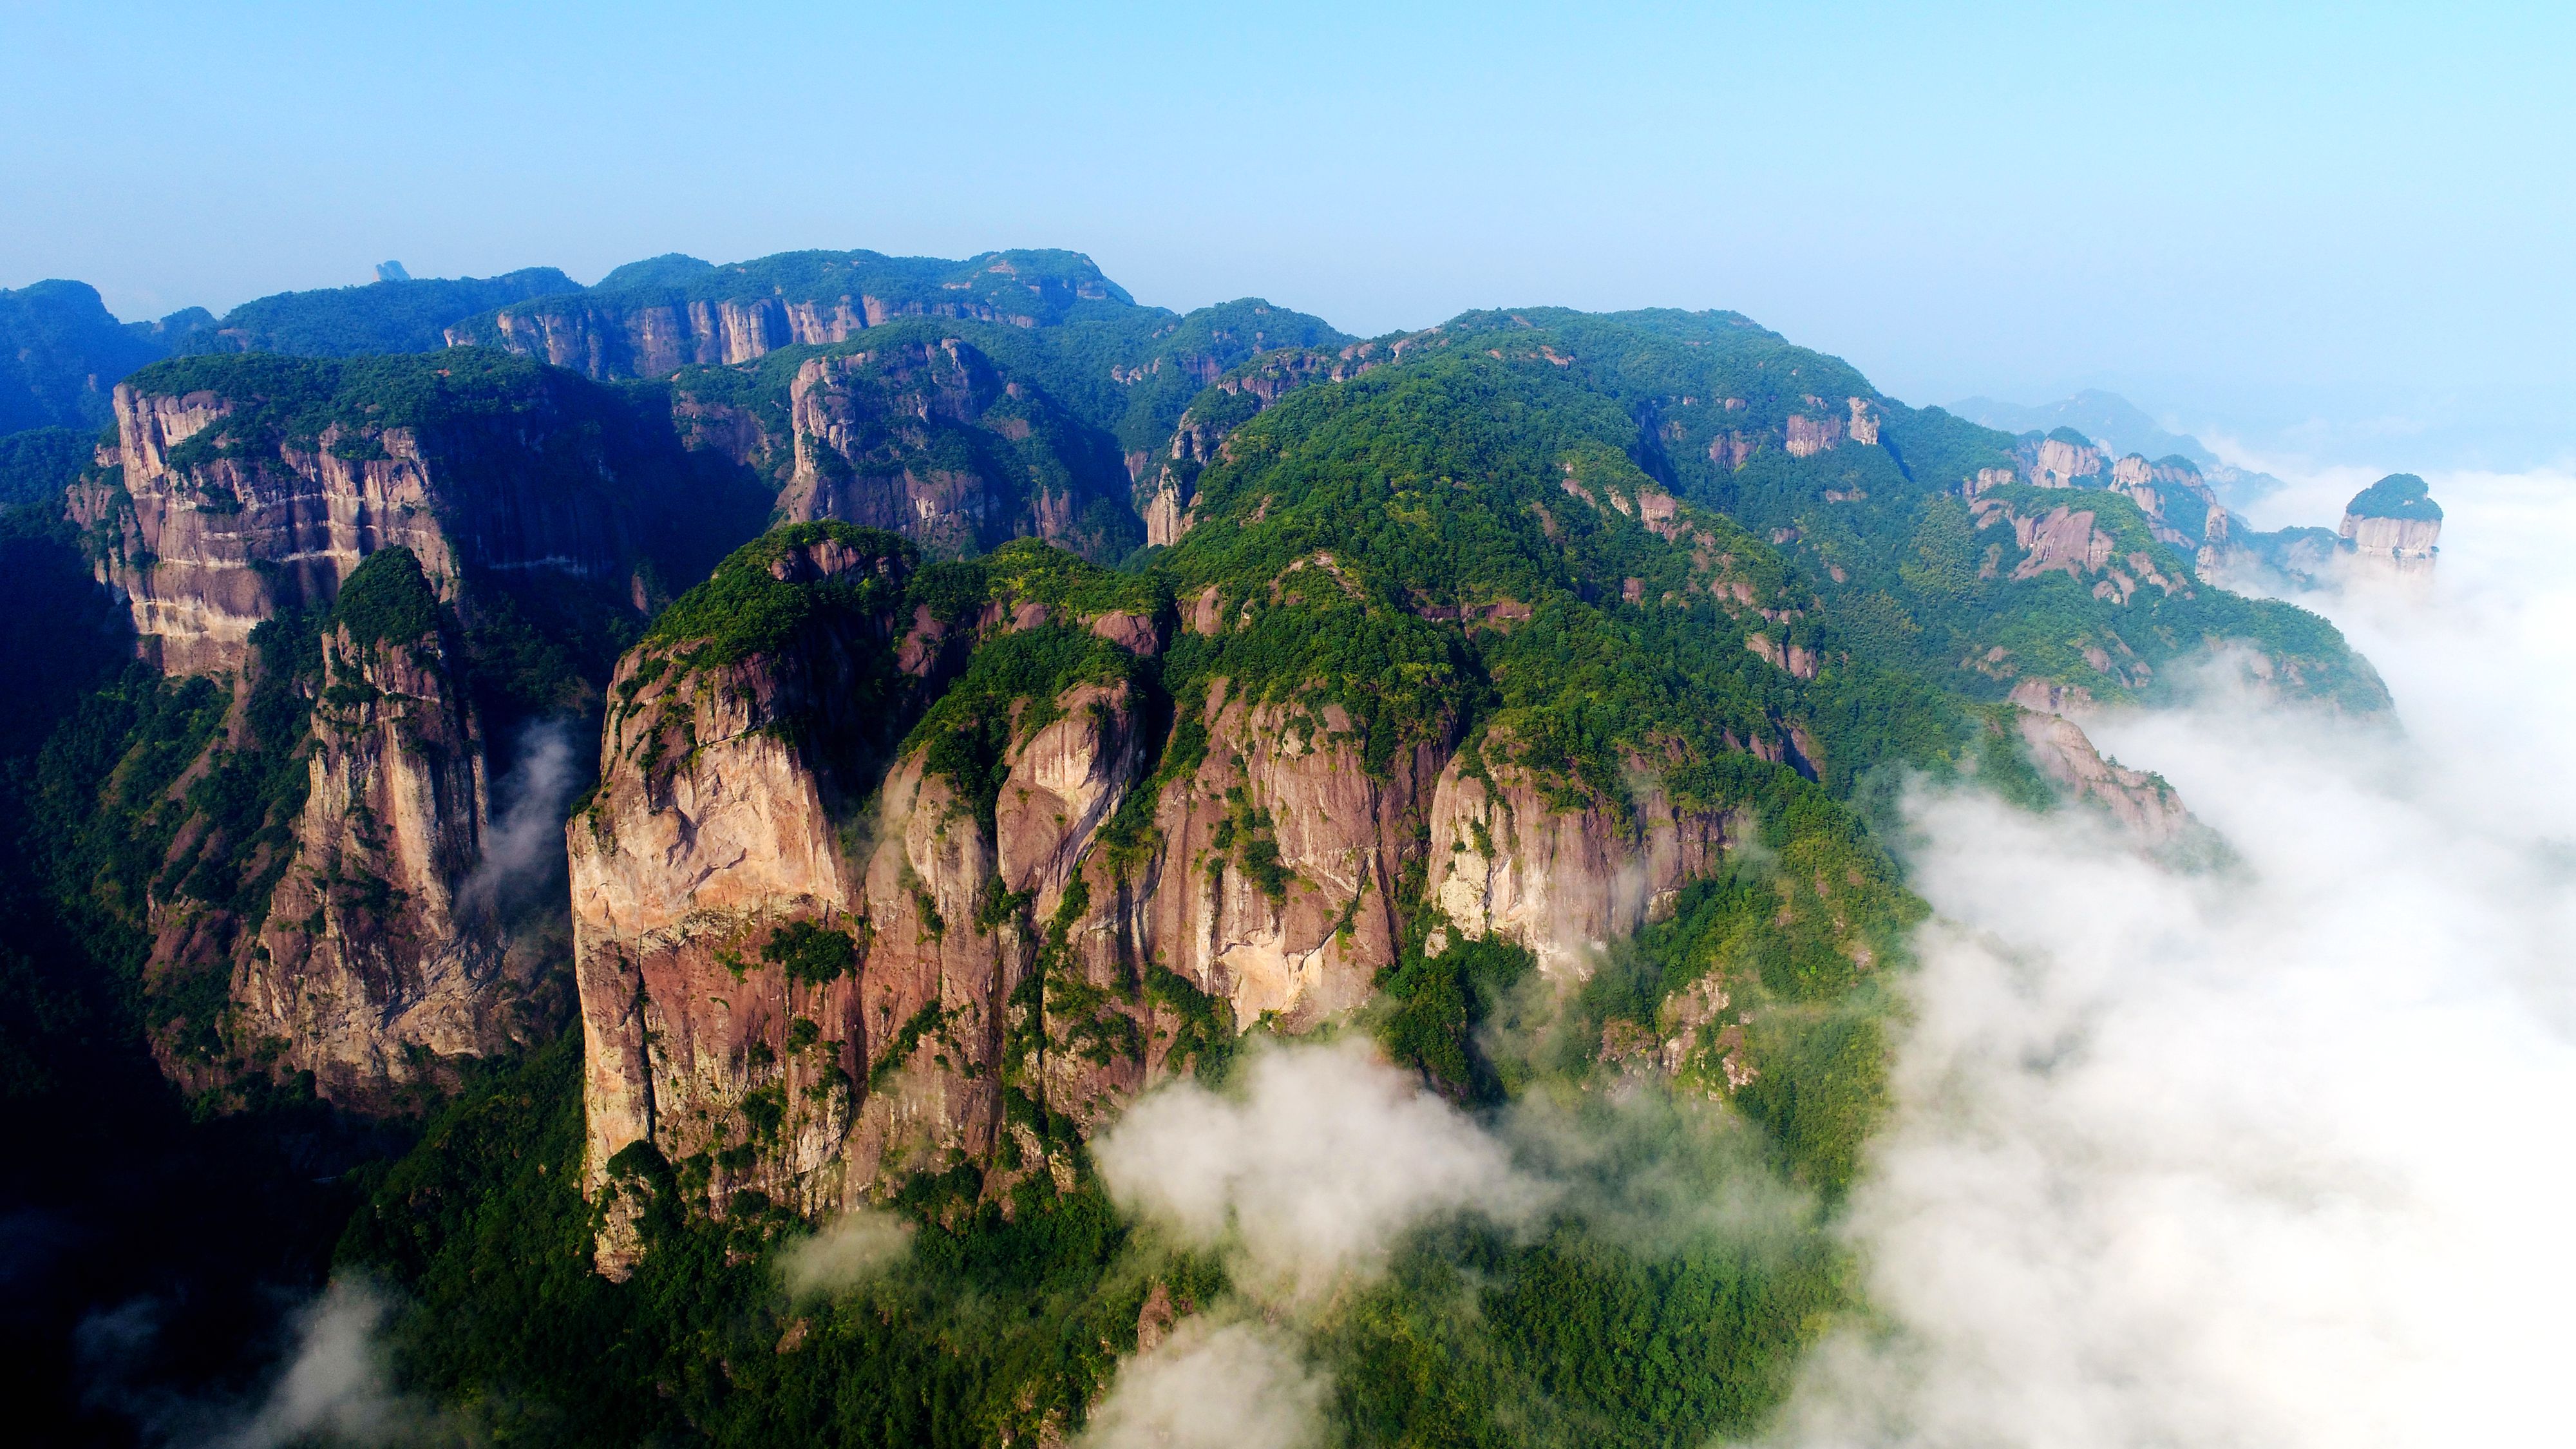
[569,569,1815,1274]
[2009,505,2116,579]
[558,449,1913,1268]
[1783,412,1845,459]
[1428,742,1748,980]
[458,290,1048,382]
[571,622,1436,1266]
[73,363,698,1111]
[86,378,635,676]
[569,567,1157,1269]
[2020,435,2105,489]
[234,621,518,1106]
[1119,693,1432,1028]
[752,340,1129,561]
[2014,711,2197,847]
[1965,493,2195,619]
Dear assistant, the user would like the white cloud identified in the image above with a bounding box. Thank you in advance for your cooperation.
[210,1279,428,1449]
[459,719,580,920]
[1777,470,2576,1448]
[780,1208,914,1298]
[1093,1037,1548,1300]
[1077,1319,1326,1449]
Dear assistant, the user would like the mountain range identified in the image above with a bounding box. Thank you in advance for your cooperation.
[1947,387,2287,512]
[0,247,2390,1447]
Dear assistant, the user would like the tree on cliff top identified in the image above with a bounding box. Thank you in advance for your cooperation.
[2346,471,2443,521]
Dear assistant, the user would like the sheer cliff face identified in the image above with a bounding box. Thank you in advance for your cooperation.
[567,530,918,1264]
[567,620,1381,1253]
[658,337,1139,564]
[450,249,1133,382]
[2021,434,2106,489]
[81,374,633,676]
[565,553,1164,1258]
[1430,746,1747,979]
[2107,453,2224,554]
[460,296,869,380]
[461,294,1009,383]
[567,537,1810,1267]
[238,620,515,1105]
[2340,509,2441,583]
[777,339,1128,558]
[73,355,696,1112]
[85,386,457,675]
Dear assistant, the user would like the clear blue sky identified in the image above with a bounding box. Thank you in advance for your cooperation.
[5,1,2569,468]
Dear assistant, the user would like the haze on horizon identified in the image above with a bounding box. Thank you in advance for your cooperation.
[4,1,2569,474]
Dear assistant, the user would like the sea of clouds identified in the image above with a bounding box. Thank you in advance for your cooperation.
[1774,468,2576,1447]
[1076,468,2576,1449]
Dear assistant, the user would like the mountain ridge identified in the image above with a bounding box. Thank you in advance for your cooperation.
[1949,386,2289,512]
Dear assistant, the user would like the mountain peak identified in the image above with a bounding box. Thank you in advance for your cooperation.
[2345,471,2443,522]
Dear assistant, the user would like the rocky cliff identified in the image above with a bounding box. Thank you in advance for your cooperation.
[54,351,743,1110]
[570,527,1201,1264]
[644,300,1348,559]
[2019,430,2105,489]
[450,249,1135,381]
[23,282,2389,1278]
[772,336,1135,560]
[569,526,922,1259]
[2008,705,2196,846]
[569,430,1877,1270]
[115,546,558,1110]
[1429,739,1749,978]
[1940,478,2382,710]
[2216,473,2443,591]
[2338,472,2442,577]
[71,353,650,675]
[457,294,868,381]
[2106,452,2227,555]
[1969,488,2189,606]
[231,553,522,1104]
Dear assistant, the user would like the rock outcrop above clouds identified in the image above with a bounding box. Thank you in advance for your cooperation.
[2339,472,2442,578]
[29,275,2396,1292]
[2014,709,2197,846]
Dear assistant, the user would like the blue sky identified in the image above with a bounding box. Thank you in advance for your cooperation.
[5,1,2570,468]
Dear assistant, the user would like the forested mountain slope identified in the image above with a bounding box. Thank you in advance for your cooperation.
[0,246,2381,1447]
[0,279,182,433]
[174,267,580,357]
[0,270,575,435]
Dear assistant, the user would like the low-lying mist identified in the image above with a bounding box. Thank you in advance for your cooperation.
[80,1279,439,1449]
[1081,1037,1829,1447]
[458,719,582,925]
[1778,469,2576,1447]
